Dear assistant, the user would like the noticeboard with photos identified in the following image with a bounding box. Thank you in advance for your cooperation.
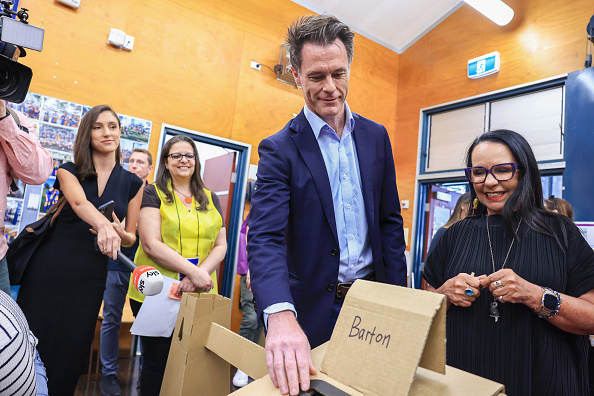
[4,92,153,243]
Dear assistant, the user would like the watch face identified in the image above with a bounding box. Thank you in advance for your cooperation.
[543,293,558,310]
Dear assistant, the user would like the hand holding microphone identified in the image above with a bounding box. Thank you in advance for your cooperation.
[93,236,163,296]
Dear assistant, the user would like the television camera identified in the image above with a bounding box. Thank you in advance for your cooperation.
[0,0,44,103]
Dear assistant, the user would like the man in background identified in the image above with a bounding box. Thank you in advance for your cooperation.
[100,148,152,396]
[247,15,407,396]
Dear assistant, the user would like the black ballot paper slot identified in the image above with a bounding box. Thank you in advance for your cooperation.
[298,380,351,396]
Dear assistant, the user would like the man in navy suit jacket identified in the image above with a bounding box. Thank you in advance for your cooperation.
[247,15,407,396]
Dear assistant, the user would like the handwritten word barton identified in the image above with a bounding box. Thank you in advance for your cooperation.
[348,315,391,349]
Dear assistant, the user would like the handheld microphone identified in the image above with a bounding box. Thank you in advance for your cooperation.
[118,251,164,296]
[93,235,163,296]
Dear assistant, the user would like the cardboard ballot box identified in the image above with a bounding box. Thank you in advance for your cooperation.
[161,281,506,396]
[160,292,268,396]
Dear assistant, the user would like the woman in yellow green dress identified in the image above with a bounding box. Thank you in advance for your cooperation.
[128,135,227,396]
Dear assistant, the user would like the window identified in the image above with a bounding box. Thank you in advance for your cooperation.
[424,85,564,174]
[490,87,563,161]
[426,104,485,172]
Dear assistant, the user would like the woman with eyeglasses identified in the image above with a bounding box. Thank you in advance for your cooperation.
[423,129,594,396]
[127,135,226,396]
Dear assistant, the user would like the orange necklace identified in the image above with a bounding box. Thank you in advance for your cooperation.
[174,188,192,204]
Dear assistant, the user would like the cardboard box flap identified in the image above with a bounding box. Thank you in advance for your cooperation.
[163,285,504,396]
[232,342,505,396]
[161,293,232,396]
[174,296,193,352]
[327,280,445,318]
[161,339,190,395]
[205,323,268,380]
[231,371,365,396]
[192,293,229,320]
[172,293,232,356]
[181,291,196,313]
[321,281,446,396]
[232,343,364,396]
[419,296,447,375]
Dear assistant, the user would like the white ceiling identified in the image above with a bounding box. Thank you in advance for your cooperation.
[290,0,465,54]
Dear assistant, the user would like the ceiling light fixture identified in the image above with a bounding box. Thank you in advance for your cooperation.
[464,0,514,26]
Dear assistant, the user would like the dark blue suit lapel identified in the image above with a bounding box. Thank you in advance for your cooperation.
[352,114,375,233]
[290,112,339,245]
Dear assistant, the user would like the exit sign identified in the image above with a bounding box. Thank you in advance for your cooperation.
[468,51,500,79]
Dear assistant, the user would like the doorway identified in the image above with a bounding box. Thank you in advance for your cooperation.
[155,124,251,299]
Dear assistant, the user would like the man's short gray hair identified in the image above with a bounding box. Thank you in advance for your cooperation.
[286,15,355,73]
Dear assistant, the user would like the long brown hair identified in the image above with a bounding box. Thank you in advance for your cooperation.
[73,105,122,180]
[443,192,472,228]
[156,135,209,210]
[544,196,573,219]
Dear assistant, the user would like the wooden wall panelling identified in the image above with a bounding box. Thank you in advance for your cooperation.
[23,0,401,174]
[350,36,400,93]
[232,29,401,166]
[18,1,404,339]
[231,32,305,165]
[348,36,399,132]
[27,0,244,133]
[20,0,402,239]
[170,0,306,46]
[395,0,594,234]
[347,74,398,144]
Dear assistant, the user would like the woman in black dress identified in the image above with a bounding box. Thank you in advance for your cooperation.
[424,129,594,395]
[17,105,143,395]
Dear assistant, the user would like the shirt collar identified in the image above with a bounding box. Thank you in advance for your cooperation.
[303,102,355,139]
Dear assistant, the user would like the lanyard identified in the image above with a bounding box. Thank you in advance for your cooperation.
[173,195,200,257]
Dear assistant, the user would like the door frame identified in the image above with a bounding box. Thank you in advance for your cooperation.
[155,124,252,300]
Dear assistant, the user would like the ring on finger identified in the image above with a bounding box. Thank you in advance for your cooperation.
[498,295,504,303]
[464,287,475,297]
[493,280,502,288]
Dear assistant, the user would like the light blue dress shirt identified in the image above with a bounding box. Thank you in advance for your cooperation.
[264,103,373,324]
[304,103,373,283]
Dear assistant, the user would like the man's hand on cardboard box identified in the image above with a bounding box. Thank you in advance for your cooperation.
[266,310,317,395]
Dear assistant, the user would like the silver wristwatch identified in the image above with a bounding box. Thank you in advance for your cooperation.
[533,287,561,319]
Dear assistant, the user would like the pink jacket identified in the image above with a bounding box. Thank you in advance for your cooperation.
[0,109,53,258]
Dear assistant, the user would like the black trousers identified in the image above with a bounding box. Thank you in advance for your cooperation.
[129,299,172,396]
[139,335,172,396]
